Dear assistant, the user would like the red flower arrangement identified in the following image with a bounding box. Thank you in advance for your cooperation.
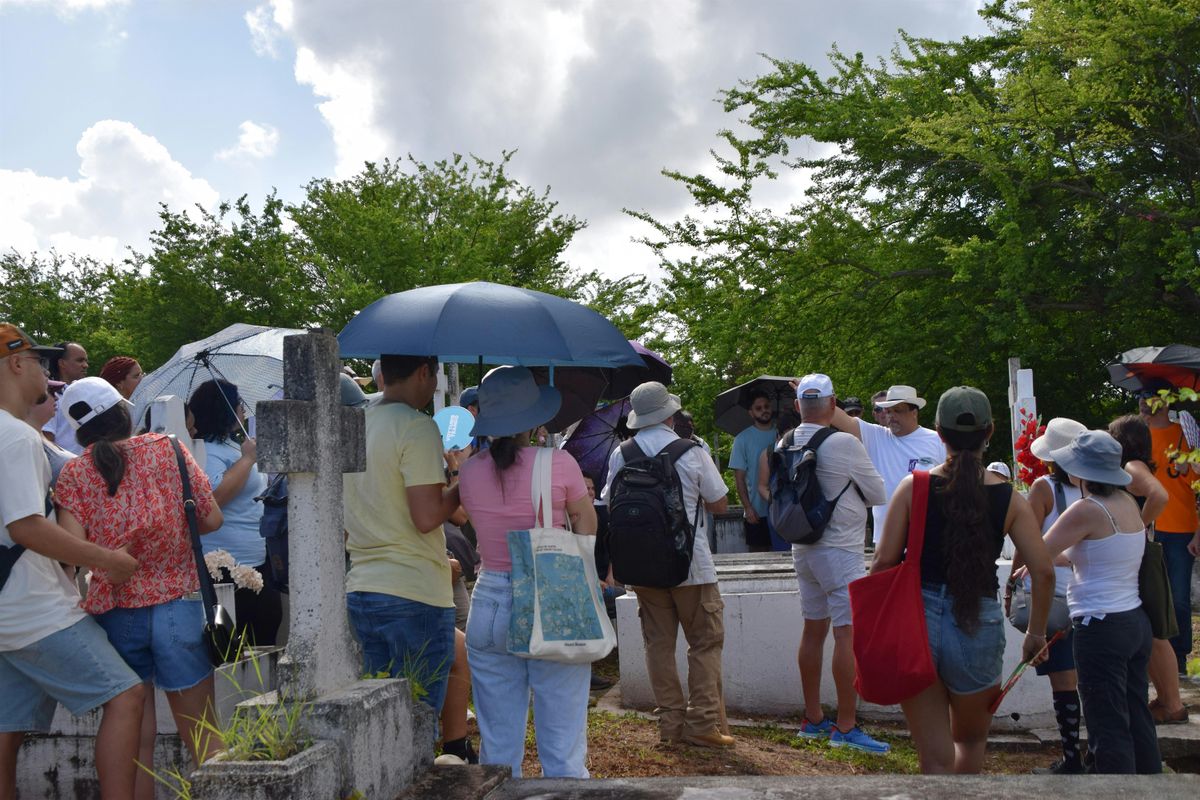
[1013,408,1048,486]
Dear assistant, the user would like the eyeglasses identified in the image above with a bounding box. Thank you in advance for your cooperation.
[18,354,50,374]
[872,405,887,413]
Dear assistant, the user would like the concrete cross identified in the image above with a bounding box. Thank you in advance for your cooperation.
[256,329,366,700]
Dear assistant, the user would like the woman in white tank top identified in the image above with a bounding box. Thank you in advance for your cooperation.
[1007,446,1085,774]
[1042,430,1161,775]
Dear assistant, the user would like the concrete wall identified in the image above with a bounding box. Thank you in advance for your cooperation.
[617,555,1055,719]
[15,649,280,800]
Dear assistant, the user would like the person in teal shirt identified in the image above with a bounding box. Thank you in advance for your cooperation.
[729,389,785,551]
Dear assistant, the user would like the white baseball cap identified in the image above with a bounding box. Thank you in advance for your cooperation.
[795,373,834,399]
[61,376,133,431]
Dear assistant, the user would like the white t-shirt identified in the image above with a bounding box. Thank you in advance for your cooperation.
[42,402,82,455]
[602,424,727,586]
[784,424,886,551]
[0,409,87,651]
[858,421,945,543]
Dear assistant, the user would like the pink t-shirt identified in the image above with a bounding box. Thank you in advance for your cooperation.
[458,447,588,573]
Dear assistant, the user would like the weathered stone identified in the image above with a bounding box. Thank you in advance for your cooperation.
[188,739,341,800]
[237,679,438,799]
[398,764,511,800]
[484,775,1200,799]
[256,329,364,701]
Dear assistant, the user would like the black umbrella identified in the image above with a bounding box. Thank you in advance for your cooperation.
[713,375,797,436]
[1106,344,1200,392]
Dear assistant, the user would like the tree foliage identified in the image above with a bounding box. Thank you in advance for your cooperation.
[638,0,1200,451]
[1,153,644,373]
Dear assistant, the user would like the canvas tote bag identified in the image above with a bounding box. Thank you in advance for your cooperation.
[507,447,616,664]
[849,470,937,705]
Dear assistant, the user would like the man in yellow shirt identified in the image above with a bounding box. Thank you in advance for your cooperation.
[1139,379,1200,678]
[344,354,464,713]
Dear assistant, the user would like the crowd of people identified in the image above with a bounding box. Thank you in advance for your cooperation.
[1,321,1197,794]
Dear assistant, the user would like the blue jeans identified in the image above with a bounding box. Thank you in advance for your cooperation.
[922,584,1005,694]
[95,597,212,691]
[465,571,590,778]
[1157,531,1195,663]
[346,591,455,714]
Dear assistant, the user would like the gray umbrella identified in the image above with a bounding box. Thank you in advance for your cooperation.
[131,323,305,427]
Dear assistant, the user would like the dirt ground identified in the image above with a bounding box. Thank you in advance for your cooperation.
[510,651,1070,778]
[495,613,1200,778]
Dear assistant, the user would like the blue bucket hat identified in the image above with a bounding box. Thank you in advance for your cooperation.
[470,367,561,438]
[1048,430,1132,487]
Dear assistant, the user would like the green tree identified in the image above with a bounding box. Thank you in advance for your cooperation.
[111,194,319,368]
[638,0,1200,451]
[291,152,591,329]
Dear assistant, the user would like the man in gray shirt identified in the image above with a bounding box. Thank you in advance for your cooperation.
[758,373,888,752]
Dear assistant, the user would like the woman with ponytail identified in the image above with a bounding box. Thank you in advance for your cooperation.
[53,378,225,799]
[873,386,1055,773]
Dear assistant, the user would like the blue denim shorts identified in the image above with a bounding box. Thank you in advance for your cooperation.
[94,597,213,692]
[346,591,456,714]
[0,616,141,732]
[923,584,1005,695]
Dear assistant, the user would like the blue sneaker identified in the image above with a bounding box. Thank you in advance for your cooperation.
[830,726,890,753]
[797,717,834,739]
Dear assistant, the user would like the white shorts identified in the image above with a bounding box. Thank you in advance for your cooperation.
[791,547,865,627]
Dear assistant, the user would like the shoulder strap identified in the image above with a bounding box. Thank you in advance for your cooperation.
[906,470,931,561]
[170,436,217,623]
[803,426,837,453]
[619,438,648,465]
[658,437,698,463]
[1083,495,1120,533]
[530,447,566,530]
[657,438,703,533]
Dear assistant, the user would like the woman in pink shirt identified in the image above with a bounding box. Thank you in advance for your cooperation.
[458,367,597,778]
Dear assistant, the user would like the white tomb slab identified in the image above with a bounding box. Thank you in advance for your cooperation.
[617,553,1055,718]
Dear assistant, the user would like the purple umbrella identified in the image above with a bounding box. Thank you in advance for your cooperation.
[563,399,632,487]
[529,341,672,433]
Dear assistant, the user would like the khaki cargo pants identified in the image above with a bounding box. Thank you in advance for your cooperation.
[632,581,725,739]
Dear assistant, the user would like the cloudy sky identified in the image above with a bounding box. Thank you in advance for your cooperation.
[0,0,988,279]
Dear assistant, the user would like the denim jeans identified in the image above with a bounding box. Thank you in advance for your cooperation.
[465,571,591,778]
[1072,608,1161,774]
[921,584,1005,694]
[1157,531,1195,663]
[346,591,455,714]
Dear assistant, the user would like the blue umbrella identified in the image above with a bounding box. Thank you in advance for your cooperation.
[338,281,643,369]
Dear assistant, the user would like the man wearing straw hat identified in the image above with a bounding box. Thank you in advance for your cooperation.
[602,382,732,748]
[832,384,945,545]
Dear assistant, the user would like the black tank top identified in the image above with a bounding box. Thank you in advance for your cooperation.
[918,475,1013,596]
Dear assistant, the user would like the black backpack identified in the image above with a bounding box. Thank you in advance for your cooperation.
[607,438,699,588]
[767,427,855,545]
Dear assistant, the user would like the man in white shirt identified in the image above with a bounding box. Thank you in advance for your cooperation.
[759,374,889,752]
[42,341,89,454]
[0,324,143,798]
[602,382,731,748]
[832,384,945,544]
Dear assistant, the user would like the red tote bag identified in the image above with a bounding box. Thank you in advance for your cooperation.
[849,470,936,705]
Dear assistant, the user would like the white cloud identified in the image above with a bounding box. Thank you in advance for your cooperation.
[245,3,282,58]
[0,0,128,16]
[0,120,219,262]
[259,0,989,278]
[215,121,281,161]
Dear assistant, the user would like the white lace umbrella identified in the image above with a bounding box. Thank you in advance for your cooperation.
[130,323,305,428]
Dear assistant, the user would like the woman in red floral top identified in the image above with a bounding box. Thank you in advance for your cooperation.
[55,377,225,794]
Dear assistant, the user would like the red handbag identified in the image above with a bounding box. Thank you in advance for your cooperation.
[849,470,936,705]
